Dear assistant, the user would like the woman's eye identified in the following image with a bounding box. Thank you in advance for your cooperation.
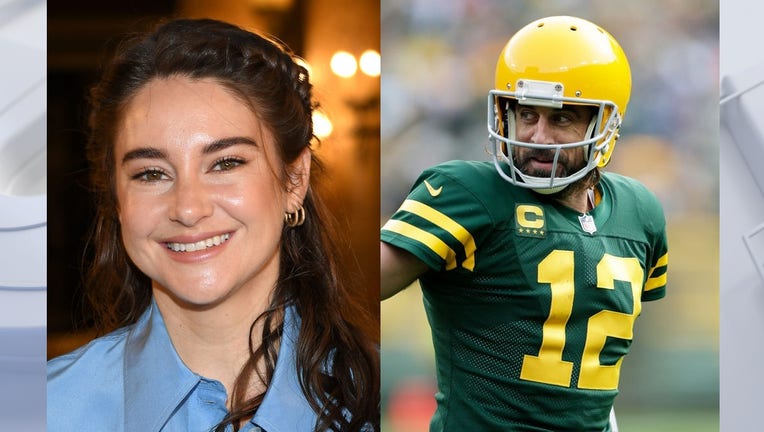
[132,169,168,182]
[212,157,244,171]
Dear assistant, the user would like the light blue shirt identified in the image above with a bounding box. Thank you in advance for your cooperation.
[47,302,318,431]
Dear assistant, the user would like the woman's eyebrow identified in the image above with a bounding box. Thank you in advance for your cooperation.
[202,136,259,154]
[121,147,166,165]
[120,137,259,165]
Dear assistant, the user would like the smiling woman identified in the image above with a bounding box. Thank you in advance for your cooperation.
[115,77,295,312]
[47,19,379,432]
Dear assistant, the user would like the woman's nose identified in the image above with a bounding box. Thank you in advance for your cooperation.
[168,176,213,227]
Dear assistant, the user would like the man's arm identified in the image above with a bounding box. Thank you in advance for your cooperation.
[380,241,428,300]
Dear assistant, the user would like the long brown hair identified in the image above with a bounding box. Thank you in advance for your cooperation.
[84,18,379,431]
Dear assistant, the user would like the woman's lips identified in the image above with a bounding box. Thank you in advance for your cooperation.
[165,232,231,252]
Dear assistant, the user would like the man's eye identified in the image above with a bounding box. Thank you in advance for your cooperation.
[518,110,537,121]
[552,114,573,124]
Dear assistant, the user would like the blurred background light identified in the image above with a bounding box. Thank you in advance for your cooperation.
[312,110,333,139]
[359,49,381,77]
[330,50,357,78]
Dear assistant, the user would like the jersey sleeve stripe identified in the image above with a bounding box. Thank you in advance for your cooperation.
[381,219,458,270]
[398,199,476,270]
[644,252,668,292]
[644,273,666,291]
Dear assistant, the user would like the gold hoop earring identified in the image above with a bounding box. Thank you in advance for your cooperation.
[284,205,306,227]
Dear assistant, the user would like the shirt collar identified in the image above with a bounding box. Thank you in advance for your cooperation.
[123,301,201,431]
[252,307,318,431]
[123,301,317,432]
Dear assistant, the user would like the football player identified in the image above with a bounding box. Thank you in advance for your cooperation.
[381,15,667,431]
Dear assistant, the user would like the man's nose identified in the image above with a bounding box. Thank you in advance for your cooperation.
[530,116,554,145]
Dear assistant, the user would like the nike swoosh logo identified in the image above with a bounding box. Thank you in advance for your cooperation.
[424,180,443,197]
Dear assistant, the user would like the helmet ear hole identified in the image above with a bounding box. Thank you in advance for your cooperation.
[500,98,510,137]
[495,96,515,139]
[497,98,511,155]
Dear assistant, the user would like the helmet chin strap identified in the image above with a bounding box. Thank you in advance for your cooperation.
[531,183,568,195]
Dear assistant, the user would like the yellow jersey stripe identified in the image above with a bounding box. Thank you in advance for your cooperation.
[644,273,667,291]
[381,219,458,270]
[398,199,476,270]
[644,252,668,291]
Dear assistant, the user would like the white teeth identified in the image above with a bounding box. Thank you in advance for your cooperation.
[167,233,230,252]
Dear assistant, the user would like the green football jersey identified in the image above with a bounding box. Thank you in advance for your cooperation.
[381,160,668,432]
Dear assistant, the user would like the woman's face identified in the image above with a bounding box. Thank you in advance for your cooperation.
[114,76,308,309]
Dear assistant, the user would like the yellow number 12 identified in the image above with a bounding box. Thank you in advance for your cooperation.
[520,250,644,390]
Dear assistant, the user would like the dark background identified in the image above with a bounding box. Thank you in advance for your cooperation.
[47,0,380,356]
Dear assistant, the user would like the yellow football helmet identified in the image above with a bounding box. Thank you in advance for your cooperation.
[488,15,631,193]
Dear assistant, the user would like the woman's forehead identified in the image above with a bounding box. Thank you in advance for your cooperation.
[116,77,272,151]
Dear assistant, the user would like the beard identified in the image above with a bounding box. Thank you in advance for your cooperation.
[548,167,600,201]
[512,146,598,199]
[513,147,583,178]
